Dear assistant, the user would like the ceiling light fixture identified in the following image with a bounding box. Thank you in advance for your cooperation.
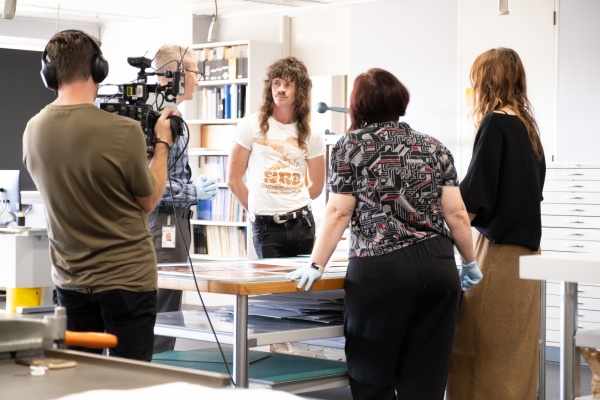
[207,0,219,43]
[3,0,17,19]
[241,0,324,6]
[498,0,509,15]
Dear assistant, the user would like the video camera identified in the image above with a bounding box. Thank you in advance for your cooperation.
[97,56,184,156]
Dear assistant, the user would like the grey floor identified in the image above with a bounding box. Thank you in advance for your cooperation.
[301,360,593,399]
[171,337,593,400]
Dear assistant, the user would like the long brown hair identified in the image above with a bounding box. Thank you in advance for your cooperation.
[348,68,410,131]
[259,57,312,150]
[469,47,543,160]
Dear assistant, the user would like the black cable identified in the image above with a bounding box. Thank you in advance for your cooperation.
[163,121,236,386]
[144,54,235,384]
[166,116,188,170]
[179,47,189,68]
[154,58,182,76]
[152,84,166,113]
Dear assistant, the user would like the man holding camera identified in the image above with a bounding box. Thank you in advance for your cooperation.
[23,30,178,361]
[148,45,217,354]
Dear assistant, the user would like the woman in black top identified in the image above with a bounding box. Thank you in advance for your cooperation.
[447,48,546,400]
[287,68,481,399]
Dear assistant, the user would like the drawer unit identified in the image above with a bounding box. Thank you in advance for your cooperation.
[542,227,600,241]
[546,306,600,323]
[544,180,600,193]
[543,191,600,205]
[541,238,600,253]
[541,163,600,347]
[544,279,600,346]
[546,316,600,332]
[542,215,600,230]
[546,168,600,181]
[542,203,600,217]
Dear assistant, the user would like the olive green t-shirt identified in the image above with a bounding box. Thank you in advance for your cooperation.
[23,103,157,293]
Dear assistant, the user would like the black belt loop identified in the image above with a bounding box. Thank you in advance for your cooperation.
[156,205,193,220]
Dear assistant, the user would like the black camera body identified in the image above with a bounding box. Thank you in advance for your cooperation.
[97,57,184,156]
[99,101,161,155]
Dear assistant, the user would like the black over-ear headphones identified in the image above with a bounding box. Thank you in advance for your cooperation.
[40,29,109,90]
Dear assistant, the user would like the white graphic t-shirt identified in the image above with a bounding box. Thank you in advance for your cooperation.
[233,113,325,215]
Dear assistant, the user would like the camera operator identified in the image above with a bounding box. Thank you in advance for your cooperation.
[148,45,218,354]
[23,30,178,361]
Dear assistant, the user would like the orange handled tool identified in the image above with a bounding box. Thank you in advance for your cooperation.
[64,331,118,349]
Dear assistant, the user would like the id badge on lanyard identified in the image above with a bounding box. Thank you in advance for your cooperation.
[162,215,176,248]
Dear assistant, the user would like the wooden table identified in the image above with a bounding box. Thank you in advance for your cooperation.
[520,252,600,400]
[157,259,346,388]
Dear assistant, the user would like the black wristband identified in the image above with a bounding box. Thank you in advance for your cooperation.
[310,262,324,273]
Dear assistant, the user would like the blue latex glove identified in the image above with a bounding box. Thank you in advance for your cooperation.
[460,261,483,291]
[286,266,323,291]
[192,175,218,200]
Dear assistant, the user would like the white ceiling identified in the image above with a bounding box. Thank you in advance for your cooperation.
[3,0,365,24]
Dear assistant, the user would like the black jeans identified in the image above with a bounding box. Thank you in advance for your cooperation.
[56,286,157,361]
[344,236,462,400]
[251,211,315,258]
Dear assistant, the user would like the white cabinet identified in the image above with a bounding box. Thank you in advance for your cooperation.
[0,229,52,288]
[181,40,282,260]
[542,163,600,346]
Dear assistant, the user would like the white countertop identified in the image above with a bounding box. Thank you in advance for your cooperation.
[0,227,47,236]
[520,252,600,284]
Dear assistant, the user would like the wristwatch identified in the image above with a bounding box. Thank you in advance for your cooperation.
[310,262,324,274]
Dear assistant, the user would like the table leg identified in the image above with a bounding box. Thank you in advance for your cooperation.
[233,295,249,388]
[539,281,546,400]
[561,282,578,400]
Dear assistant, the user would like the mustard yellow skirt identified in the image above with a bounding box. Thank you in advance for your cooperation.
[446,232,541,400]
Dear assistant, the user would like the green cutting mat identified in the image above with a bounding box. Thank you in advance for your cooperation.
[152,347,347,384]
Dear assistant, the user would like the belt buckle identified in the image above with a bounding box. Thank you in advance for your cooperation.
[273,212,286,224]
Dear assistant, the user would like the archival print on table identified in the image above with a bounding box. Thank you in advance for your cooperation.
[157,258,347,282]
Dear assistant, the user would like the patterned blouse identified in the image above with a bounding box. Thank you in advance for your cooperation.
[329,121,459,258]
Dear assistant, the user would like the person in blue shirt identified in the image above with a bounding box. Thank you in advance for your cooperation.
[148,44,218,354]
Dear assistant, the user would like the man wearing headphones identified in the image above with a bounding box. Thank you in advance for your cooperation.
[23,30,178,361]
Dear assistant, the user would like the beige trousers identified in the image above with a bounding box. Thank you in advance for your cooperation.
[446,233,541,400]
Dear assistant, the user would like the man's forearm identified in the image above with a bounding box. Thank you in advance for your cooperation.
[228,180,249,212]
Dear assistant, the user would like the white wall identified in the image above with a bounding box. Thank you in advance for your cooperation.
[459,0,557,172]
[349,0,460,166]
[556,0,600,162]
[288,5,352,77]
[0,18,101,47]
[101,15,198,85]
[218,11,281,43]
[207,1,460,174]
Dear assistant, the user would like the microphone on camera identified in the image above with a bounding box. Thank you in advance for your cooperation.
[316,102,347,114]
[172,70,185,96]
